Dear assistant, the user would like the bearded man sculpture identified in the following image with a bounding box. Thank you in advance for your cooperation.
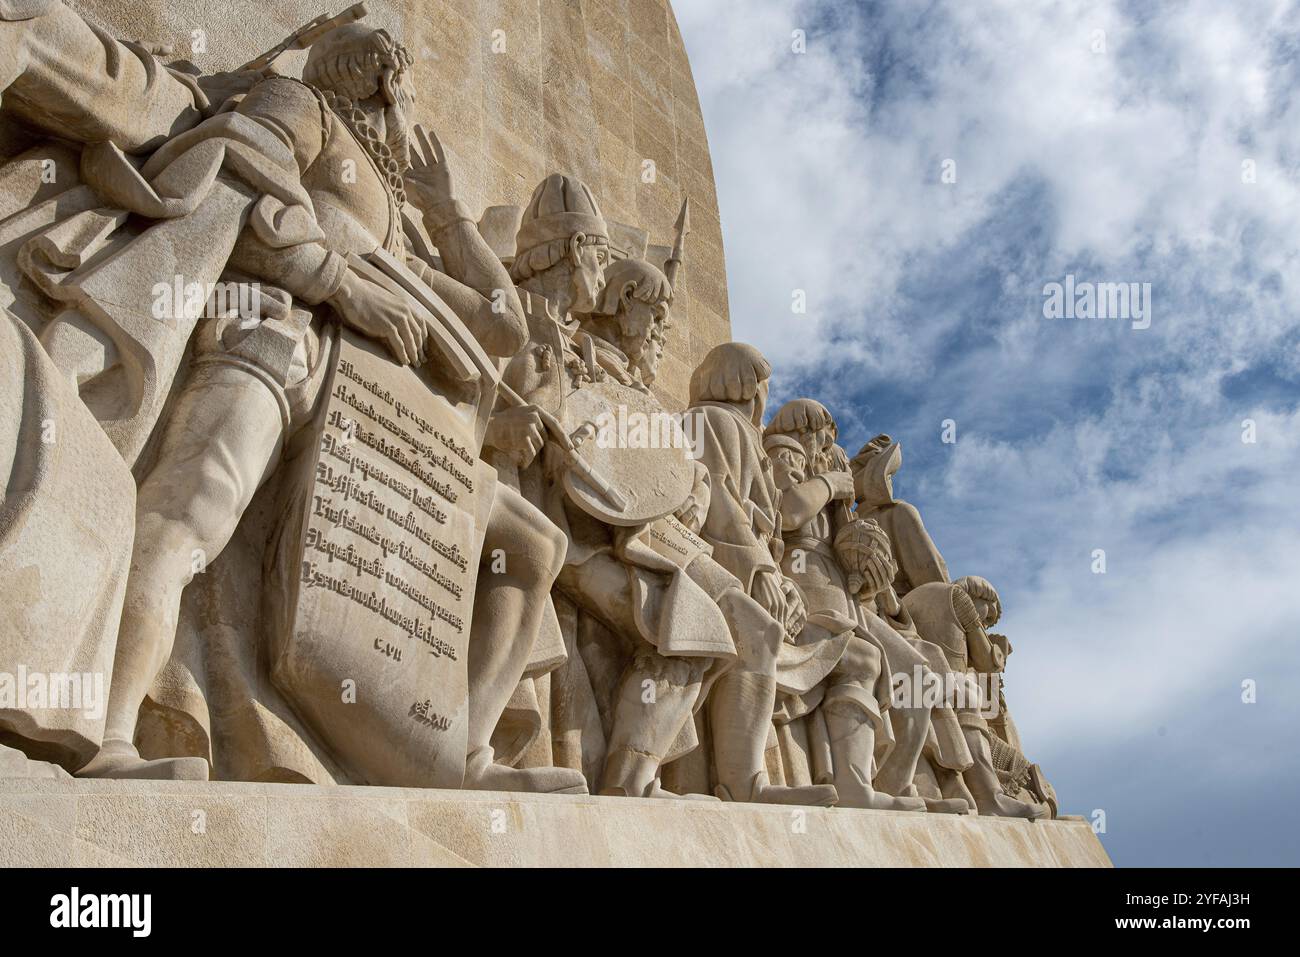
[76,23,578,795]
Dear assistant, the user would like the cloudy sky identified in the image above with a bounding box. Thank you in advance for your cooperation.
[677,0,1300,866]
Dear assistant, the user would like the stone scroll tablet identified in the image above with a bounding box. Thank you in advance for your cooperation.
[644,514,713,570]
[269,329,496,789]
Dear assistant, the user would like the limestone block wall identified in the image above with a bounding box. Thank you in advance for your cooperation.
[1,0,732,408]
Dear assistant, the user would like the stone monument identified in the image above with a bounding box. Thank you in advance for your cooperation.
[0,0,1108,867]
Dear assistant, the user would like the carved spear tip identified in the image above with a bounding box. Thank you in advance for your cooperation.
[673,196,691,244]
[665,196,691,289]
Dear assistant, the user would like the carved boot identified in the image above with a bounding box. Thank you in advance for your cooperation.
[1028,764,1059,818]
[598,654,702,798]
[961,726,1049,820]
[873,703,969,813]
[710,671,837,806]
[910,753,974,813]
[462,747,587,795]
[77,741,208,781]
[823,706,926,811]
[872,702,927,795]
[0,743,70,780]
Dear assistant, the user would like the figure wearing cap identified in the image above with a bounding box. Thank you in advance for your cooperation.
[509,173,611,320]
[485,195,769,800]
[760,426,933,812]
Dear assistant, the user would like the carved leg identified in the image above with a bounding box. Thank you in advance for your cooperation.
[79,364,284,781]
[599,650,706,798]
[463,485,586,794]
[817,636,925,810]
[708,588,836,806]
[710,670,837,806]
[823,703,926,812]
[960,724,1049,819]
[873,701,927,795]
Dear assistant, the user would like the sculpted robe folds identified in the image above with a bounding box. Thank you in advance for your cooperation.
[0,307,133,768]
[689,401,845,697]
[1,1,206,153]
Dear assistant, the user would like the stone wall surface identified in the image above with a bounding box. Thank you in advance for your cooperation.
[0,778,1113,867]
[0,0,730,408]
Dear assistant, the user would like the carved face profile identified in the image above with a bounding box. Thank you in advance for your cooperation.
[303,24,416,168]
[616,297,663,364]
[511,175,610,316]
[769,444,807,489]
[591,258,676,374]
[852,434,902,507]
[596,259,671,363]
[567,233,609,314]
[381,67,417,170]
[640,312,672,384]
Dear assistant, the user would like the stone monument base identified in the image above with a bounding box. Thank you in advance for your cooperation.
[0,778,1111,867]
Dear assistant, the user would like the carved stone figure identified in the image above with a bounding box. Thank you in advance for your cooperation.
[904,576,1050,818]
[762,403,931,812]
[850,434,948,596]
[500,214,806,799]
[71,23,568,791]
[835,518,975,815]
[0,2,1072,834]
[684,343,838,805]
[1,0,242,778]
[949,576,1058,816]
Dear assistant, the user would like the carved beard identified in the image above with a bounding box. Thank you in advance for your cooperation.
[384,102,412,171]
[797,433,821,471]
[856,441,901,506]
[619,308,656,367]
[637,333,665,384]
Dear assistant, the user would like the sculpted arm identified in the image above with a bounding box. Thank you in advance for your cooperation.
[405,126,527,358]
[221,78,346,305]
[1,1,206,152]
[953,586,1002,675]
[777,474,836,530]
[893,501,950,587]
[221,79,430,364]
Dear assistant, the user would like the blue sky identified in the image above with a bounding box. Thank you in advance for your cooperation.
[677,0,1300,866]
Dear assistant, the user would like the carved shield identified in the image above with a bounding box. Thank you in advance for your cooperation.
[558,372,696,526]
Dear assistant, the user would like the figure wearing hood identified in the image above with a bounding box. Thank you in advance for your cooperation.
[850,434,948,597]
